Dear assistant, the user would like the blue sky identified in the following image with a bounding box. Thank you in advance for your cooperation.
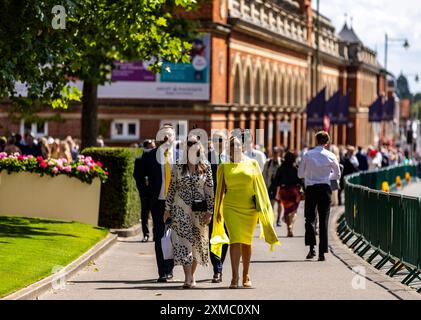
[314,0,421,94]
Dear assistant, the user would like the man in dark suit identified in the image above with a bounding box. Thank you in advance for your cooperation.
[207,130,229,283]
[133,139,156,243]
[356,146,369,171]
[137,124,177,282]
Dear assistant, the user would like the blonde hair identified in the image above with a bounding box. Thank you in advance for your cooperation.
[59,140,72,162]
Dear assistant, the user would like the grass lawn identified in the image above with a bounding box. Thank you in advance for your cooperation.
[0,216,108,298]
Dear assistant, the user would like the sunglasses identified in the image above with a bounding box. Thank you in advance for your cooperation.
[187,141,198,147]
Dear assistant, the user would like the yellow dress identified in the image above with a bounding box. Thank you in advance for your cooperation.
[210,158,280,258]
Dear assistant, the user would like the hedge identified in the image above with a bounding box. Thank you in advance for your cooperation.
[81,147,143,228]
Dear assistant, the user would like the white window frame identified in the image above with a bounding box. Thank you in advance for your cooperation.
[111,119,140,140]
[20,120,48,138]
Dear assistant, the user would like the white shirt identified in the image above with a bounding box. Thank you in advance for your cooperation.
[368,152,382,169]
[158,147,174,200]
[298,146,341,187]
[350,155,360,169]
[244,149,267,171]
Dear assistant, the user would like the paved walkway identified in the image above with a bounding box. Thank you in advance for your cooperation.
[39,202,421,300]
[397,181,421,198]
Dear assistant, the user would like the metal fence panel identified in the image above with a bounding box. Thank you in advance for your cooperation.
[344,164,419,268]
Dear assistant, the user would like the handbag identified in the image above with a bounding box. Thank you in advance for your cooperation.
[190,173,207,212]
[161,224,173,260]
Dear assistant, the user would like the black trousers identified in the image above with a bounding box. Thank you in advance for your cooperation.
[140,196,151,237]
[151,200,174,278]
[208,219,228,274]
[304,184,332,254]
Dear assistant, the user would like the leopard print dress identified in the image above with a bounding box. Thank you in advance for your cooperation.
[165,161,214,267]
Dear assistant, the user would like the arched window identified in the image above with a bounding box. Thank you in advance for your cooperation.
[264,71,270,105]
[254,69,261,105]
[296,81,302,107]
[233,65,241,104]
[272,73,278,106]
[303,82,308,104]
[244,67,252,105]
[282,75,288,106]
[287,79,293,107]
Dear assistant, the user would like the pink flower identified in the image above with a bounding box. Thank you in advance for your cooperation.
[48,161,55,167]
[0,152,7,159]
[52,167,59,174]
[77,165,89,173]
[63,165,72,173]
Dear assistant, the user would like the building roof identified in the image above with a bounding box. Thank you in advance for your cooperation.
[338,23,362,44]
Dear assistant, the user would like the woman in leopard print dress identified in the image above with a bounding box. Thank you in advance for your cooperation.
[164,135,214,288]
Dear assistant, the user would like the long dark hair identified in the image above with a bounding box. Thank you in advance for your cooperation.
[281,151,296,168]
[180,138,208,175]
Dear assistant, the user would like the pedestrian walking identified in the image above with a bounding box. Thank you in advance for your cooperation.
[207,130,229,283]
[133,139,156,243]
[275,151,303,237]
[137,124,176,282]
[164,135,214,289]
[298,131,341,261]
[211,132,280,289]
[263,146,284,227]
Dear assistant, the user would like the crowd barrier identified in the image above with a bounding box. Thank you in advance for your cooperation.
[337,164,421,292]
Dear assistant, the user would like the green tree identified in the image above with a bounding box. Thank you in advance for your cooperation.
[0,0,201,148]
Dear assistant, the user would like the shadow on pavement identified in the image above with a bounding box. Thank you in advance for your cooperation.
[251,259,313,263]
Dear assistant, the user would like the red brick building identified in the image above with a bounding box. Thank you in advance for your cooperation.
[0,0,387,152]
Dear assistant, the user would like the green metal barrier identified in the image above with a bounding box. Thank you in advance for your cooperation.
[341,164,421,290]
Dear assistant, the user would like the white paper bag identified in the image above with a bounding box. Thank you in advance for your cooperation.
[161,225,173,260]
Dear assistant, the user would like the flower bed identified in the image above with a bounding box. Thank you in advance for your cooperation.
[0,153,107,226]
[0,152,108,184]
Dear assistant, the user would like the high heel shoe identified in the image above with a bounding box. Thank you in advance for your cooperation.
[229,278,239,289]
[242,275,252,288]
[182,278,196,289]
[182,281,196,289]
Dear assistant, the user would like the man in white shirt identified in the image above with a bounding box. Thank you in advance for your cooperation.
[242,130,267,171]
[298,131,341,261]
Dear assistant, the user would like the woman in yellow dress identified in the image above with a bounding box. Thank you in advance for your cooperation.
[211,134,280,288]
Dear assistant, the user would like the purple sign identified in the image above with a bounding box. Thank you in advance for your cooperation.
[111,61,156,82]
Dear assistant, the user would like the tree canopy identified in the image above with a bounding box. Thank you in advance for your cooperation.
[0,0,200,106]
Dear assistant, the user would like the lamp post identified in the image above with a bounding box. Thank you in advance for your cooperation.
[384,33,409,92]
[315,0,320,93]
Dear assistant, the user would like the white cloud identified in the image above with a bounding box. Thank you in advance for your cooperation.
[315,0,421,93]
